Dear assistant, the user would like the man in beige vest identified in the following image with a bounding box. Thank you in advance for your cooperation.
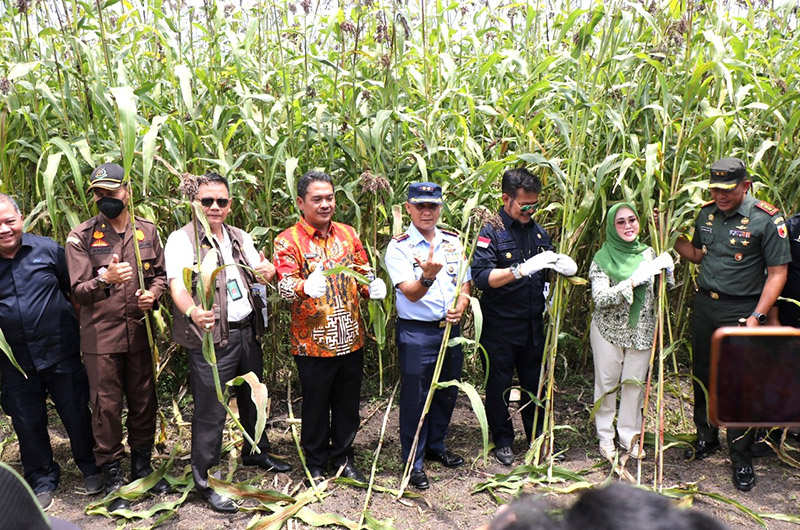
[165,172,290,513]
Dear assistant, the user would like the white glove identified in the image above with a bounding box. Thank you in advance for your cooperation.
[303,264,327,298]
[629,262,655,287]
[651,252,674,275]
[553,254,578,276]
[368,278,387,300]
[519,251,558,277]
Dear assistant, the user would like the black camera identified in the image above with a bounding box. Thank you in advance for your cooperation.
[710,326,800,427]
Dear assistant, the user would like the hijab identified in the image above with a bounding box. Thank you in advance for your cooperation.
[593,202,649,327]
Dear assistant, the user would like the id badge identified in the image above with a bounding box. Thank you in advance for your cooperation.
[227,278,243,301]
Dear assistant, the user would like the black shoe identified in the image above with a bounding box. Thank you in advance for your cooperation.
[494,446,514,466]
[425,448,464,468]
[684,439,721,460]
[409,469,430,490]
[242,453,292,473]
[340,463,366,483]
[84,473,104,495]
[103,460,131,512]
[550,444,567,462]
[732,466,756,491]
[200,489,238,513]
[130,447,171,494]
[304,467,326,487]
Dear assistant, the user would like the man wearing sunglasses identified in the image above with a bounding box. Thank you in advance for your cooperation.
[66,163,169,511]
[165,172,291,513]
[384,182,471,490]
[471,168,578,466]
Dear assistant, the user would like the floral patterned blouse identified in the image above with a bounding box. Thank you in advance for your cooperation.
[589,247,674,350]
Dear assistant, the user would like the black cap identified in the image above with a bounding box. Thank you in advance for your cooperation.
[87,163,125,191]
[709,158,747,190]
[408,182,443,204]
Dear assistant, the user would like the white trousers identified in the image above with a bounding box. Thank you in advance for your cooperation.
[590,321,651,448]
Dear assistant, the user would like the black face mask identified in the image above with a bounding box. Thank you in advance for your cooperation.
[96,197,125,219]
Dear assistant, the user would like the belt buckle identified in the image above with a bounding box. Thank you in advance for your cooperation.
[438,320,447,328]
[710,291,720,300]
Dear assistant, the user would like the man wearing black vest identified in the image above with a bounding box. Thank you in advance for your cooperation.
[165,172,290,513]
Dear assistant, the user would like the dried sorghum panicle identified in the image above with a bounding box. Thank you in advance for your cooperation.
[340,20,356,35]
[472,207,502,231]
[379,54,391,68]
[288,3,296,13]
[0,78,12,95]
[306,86,317,98]
[359,170,390,194]
[179,173,204,200]
[397,13,411,38]
[375,20,389,43]
[777,79,788,94]
[301,0,311,14]
[16,0,29,13]
[361,89,371,101]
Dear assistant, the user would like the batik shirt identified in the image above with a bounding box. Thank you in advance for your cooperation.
[273,217,370,357]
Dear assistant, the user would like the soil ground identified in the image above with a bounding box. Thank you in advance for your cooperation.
[2,370,799,530]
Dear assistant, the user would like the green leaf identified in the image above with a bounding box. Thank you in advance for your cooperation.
[0,327,26,378]
[226,371,268,453]
[110,86,138,179]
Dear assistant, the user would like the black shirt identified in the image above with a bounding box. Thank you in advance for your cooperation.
[0,234,80,372]
[778,213,800,327]
[471,208,554,341]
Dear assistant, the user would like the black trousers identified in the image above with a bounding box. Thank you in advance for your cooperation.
[481,322,545,448]
[396,320,463,471]
[294,349,363,470]
[188,326,270,492]
[691,291,758,467]
[0,356,97,493]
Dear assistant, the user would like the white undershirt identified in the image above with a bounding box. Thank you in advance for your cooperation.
[165,227,257,322]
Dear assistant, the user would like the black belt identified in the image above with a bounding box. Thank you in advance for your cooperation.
[699,288,760,302]
[229,314,253,329]
[397,317,447,328]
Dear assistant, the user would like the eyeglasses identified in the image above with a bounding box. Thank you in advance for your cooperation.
[199,197,230,208]
[614,217,639,227]
[512,197,538,213]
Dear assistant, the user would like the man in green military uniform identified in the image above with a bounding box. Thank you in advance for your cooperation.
[675,157,790,492]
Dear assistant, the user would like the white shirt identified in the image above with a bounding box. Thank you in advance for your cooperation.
[164,226,258,323]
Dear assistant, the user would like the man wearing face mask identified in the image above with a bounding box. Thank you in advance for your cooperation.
[66,163,170,511]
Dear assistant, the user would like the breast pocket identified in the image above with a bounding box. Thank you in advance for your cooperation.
[140,247,158,278]
[496,241,521,265]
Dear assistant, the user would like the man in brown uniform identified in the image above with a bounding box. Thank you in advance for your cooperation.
[66,163,169,511]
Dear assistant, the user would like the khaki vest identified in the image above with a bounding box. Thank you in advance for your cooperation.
[171,222,264,350]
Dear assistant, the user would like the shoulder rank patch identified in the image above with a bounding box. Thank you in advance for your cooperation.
[701,200,715,208]
[66,235,81,246]
[755,200,780,216]
[440,228,459,238]
[392,233,410,242]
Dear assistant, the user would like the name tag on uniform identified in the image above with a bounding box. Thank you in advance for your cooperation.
[227,278,243,301]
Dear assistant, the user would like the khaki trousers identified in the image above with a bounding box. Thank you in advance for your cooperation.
[590,321,650,448]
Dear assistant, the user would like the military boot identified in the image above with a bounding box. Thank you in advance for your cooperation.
[131,446,171,494]
[103,460,131,512]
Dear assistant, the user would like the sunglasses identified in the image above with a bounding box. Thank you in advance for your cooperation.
[199,197,230,208]
[512,197,538,212]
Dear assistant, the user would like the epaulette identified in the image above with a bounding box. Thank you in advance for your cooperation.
[392,233,410,242]
[440,228,459,238]
[755,200,780,216]
[701,200,715,208]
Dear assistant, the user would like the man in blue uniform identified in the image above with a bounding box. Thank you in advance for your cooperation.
[0,194,101,511]
[470,168,578,466]
[385,182,471,489]
[675,157,791,491]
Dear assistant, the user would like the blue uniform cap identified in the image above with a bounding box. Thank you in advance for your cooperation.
[709,158,747,190]
[408,182,443,204]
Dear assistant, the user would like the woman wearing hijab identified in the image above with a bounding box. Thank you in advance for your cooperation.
[589,203,674,460]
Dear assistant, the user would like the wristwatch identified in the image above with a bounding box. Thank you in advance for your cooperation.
[96,273,110,289]
[420,275,435,287]
[751,311,767,325]
[510,263,523,280]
